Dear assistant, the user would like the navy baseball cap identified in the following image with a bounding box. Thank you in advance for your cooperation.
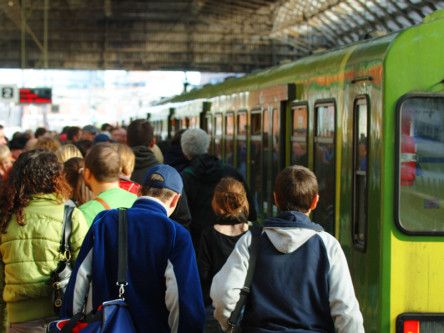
[143,164,183,194]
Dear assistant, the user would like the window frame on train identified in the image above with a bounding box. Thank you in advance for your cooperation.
[395,93,444,235]
[290,101,309,167]
[352,95,370,251]
[312,99,337,235]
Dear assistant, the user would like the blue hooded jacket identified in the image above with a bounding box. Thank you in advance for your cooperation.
[62,197,205,333]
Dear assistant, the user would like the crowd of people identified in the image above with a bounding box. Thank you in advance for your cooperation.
[0,121,364,333]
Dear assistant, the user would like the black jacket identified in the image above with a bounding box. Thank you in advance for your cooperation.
[130,145,191,227]
[182,154,257,248]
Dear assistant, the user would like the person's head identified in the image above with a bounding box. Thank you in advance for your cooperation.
[101,123,113,132]
[66,126,82,142]
[32,136,61,152]
[0,149,70,233]
[0,144,12,176]
[274,165,319,214]
[8,134,29,160]
[117,144,135,177]
[212,177,249,224]
[181,128,210,160]
[93,133,111,144]
[34,127,47,139]
[81,125,98,141]
[110,127,127,144]
[56,144,83,163]
[0,125,7,145]
[84,142,120,185]
[63,157,93,206]
[74,139,93,157]
[127,119,154,148]
[140,164,182,217]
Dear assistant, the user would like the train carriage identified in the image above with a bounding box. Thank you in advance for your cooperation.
[148,9,444,332]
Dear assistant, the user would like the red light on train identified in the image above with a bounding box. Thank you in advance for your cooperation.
[403,319,420,333]
[19,88,52,104]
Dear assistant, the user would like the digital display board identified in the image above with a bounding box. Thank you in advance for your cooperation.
[19,88,52,104]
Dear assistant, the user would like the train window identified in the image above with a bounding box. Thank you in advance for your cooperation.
[313,101,336,235]
[205,115,214,155]
[291,103,308,166]
[352,97,369,250]
[250,111,263,216]
[397,95,444,234]
[214,113,223,159]
[236,112,248,180]
[225,112,235,166]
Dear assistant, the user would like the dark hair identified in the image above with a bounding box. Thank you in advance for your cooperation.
[274,165,318,212]
[8,134,29,150]
[127,119,154,147]
[171,129,187,146]
[74,139,93,157]
[0,149,70,233]
[64,157,93,205]
[67,126,81,141]
[212,177,249,219]
[101,123,113,132]
[34,127,47,138]
[84,143,120,182]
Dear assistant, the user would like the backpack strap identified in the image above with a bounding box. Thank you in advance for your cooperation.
[117,208,129,299]
[227,226,262,329]
[60,202,75,260]
[95,197,111,210]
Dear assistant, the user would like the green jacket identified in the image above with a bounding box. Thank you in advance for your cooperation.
[79,187,137,226]
[0,194,88,326]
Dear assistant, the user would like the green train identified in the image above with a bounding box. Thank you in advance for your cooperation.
[148,9,444,333]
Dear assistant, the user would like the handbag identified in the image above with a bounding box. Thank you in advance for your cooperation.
[49,202,75,315]
[47,208,137,333]
[226,227,262,333]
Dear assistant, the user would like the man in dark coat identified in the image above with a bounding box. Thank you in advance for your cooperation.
[181,128,256,248]
[127,119,191,226]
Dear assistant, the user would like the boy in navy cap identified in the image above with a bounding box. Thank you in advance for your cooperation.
[62,164,205,333]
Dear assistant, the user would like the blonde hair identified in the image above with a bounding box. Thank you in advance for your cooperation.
[212,177,249,219]
[56,144,82,163]
[33,137,61,152]
[117,144,135,176]
[0,145,11,162]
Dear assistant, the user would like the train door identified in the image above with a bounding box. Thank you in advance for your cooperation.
[312,100,336,235]
[250,110,264,217]
[236,111,248,180]
[225,112,235,166]
[214,113,223,159]
[291,102,309,167]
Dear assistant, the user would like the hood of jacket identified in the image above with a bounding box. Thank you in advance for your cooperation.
[132,145,159,170]
[187,154,225,181]
[263,211,324,254]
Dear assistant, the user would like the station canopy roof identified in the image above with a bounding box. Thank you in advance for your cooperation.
[0,0,443,72]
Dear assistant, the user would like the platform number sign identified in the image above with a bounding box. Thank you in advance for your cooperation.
[0,85,18,103]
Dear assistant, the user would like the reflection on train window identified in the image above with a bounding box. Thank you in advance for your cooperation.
[236,111,247,180]
[250,111,263,216]
[206,115,213,135]
[215,113,223,159]
[291,104,308,167]
[225,113,235,166]
[313,101,336,235]
[398,96,444,233]
[206,115,214,155]
[262,109,271,215]
[353,97,369,250]
[316,104,335,137]
[237,112,247,135]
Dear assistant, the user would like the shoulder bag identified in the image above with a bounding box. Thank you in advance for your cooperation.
[47,208,137,333]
